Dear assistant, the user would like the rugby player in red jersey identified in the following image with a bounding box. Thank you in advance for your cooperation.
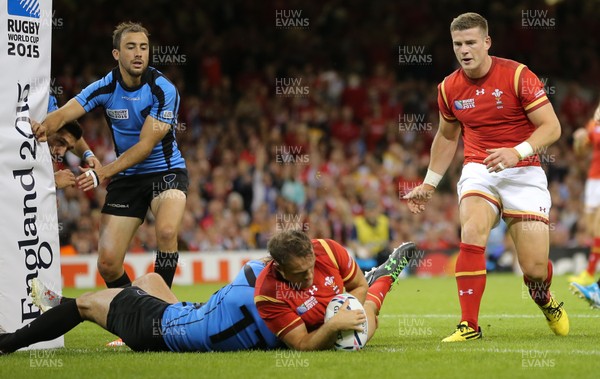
[570,104,600,286]
[569,103,600,309]
[404,12,568,341]
[254,230,414,350]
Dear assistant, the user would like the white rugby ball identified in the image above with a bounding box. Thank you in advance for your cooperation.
[324,294,368,351]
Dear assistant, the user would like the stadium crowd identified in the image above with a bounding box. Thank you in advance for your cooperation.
[50,0,599,257]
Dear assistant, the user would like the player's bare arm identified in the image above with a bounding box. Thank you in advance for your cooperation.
[77,116,171,191]
[72,137,102,169]
[484,103,561,172]
[33,98,86,141]
[343,270,368,304]
[280,300,366,351]
[573,127,591,156]
[54,169,76,189]
[575,99,598,153]
[404,115,461,214]
[429,115,462,174]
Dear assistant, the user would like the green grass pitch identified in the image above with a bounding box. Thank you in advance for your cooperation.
[1,274,598,379]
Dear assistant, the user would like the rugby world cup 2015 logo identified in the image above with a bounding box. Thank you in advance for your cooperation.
[7,0,40,18]
[454,98,475,110]
[8,0,63,29]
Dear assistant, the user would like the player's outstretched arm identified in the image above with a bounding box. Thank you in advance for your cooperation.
[34,98,87,141]
[72,137,102,169]
[54,169,76,189]
[280,300,366,351]
[77,116,171,191]
[404,115,461,214]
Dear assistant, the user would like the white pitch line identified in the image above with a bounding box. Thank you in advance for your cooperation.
[382,313,600,318]
[372,346,600,356]
[371,346,600,356]
[437,348,600,356]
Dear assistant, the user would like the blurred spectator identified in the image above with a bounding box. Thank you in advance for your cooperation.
[349,200,393,271]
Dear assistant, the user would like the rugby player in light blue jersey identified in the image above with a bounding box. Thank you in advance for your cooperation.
[0,260,283,353]
[34,22,187,289]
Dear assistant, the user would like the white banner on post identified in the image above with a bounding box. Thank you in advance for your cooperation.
[0,0,63,349]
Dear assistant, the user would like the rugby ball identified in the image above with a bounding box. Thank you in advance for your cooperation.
[324,294,368,351]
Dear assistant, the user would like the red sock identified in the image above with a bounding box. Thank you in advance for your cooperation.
[455,243,487,330]
[586,238,600,275]
[367,276,393,312]
[524,261,553,306]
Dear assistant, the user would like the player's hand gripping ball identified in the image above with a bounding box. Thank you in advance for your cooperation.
[324,294,368,351]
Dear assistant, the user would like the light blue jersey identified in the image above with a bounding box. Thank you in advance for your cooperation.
[48,92,58,113]
[161,260,282,352]
[75,67,185,175]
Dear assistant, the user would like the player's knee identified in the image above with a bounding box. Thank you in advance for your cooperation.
[461,222,489,245]
[75,292,95,320]
[132,272,163,287]
[155,225,177,244]
[97,258,121,280]
[521,262,547,281]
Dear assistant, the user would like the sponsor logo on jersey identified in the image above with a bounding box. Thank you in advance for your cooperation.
[161,110,174,119]
[106,109,129,119]
[476,89,485,96]
[121,96,140,101]
[454,99,475,110]
[7,0,40,18]
[106,203,130,208]
[163,173,176,183]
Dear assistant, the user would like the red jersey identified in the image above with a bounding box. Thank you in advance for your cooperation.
[586,118,600,178]
[438,56,550,167]
[254,239,358,338]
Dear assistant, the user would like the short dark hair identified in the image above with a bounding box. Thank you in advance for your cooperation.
[112,21,149,49]
[450,12,488,35]
[267,230,313,268]
[61,121,83,140]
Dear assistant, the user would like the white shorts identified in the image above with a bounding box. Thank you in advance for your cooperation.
[584,179,600,212]
[457,163,550,224]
